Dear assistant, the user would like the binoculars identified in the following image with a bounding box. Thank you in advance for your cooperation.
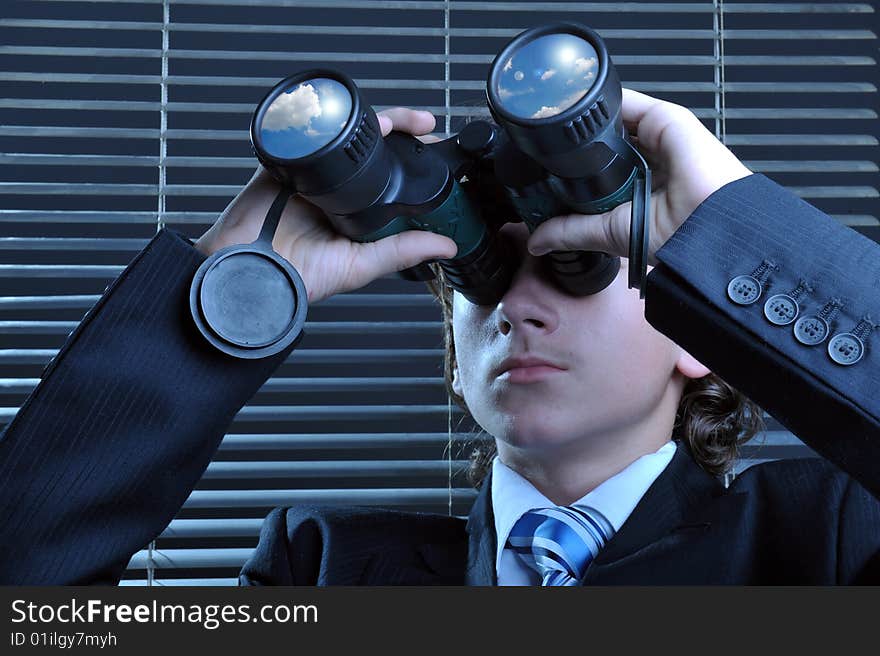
[189,22,651,359]
[251,21,651,306]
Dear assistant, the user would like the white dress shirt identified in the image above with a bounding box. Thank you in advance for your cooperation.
[491,440,677,585]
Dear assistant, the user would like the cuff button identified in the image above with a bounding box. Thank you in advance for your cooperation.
[763,294,799,325]
[727,275,762,305]
[793,315,829,345]
[827,332,864,366]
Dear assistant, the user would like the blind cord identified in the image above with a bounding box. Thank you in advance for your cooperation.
[444,0,451,138]
[447,394,453,516]
[713,0,728,145]
[157,0,170,234]
[147,540,156,586]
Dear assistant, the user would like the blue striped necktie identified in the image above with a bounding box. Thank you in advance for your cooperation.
[506,505,615,586]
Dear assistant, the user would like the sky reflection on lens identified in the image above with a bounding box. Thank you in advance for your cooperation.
[495,33,600,120]
[259,77,352,159]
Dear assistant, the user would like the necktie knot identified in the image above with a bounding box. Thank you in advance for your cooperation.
[506,505,614,586]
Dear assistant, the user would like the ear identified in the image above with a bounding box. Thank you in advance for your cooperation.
[674,347,711,380]
[451,362,463,398]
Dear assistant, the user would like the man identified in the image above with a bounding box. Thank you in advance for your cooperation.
[1,91,878,585]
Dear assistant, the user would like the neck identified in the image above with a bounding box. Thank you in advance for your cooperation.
[495,376,685,506]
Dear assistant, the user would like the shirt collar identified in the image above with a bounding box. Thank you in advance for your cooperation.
[490,440,677,578]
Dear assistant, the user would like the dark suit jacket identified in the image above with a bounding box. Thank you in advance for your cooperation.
[238,438,880,585]
[1,173,878,585]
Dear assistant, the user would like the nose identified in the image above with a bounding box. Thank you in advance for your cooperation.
[495,249,560,337]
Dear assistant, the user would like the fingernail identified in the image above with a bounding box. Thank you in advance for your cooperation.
[529,246,549,256]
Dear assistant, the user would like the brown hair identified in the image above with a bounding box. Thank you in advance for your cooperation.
[426,266,766,489]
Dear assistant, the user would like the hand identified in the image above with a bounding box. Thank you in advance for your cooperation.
[526,88,753,266]
[193,108,458,304]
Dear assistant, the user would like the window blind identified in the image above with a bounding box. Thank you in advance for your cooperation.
[0,0,877,585]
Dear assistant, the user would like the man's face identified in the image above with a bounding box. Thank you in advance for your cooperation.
[451,221,691,454]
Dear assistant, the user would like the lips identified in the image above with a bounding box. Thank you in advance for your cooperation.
[495,355,567,378]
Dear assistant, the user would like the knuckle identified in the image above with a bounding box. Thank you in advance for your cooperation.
[558,216,579,251]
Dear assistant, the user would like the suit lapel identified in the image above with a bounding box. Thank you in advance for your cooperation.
[327,551,376,585]
[582,439,746,583]
[358,544,467,585]
[464,471,497,586]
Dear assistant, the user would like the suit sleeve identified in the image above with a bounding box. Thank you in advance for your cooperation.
[0,228,299,585]
[645,173,880,501]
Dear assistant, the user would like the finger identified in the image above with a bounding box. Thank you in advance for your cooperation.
[526,206,629,259]
[650,166,669,193]
[377,107,436,137]
[417,133,444,144]
[624,88,716,157]
[620,87,666,129]
[359,230,458,280]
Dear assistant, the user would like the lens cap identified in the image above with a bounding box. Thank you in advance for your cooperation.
[190,244,307,359]
[189,189,308,359]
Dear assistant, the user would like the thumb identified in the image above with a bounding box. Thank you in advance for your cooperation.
[527,204,630,259]
[363,229,459,279]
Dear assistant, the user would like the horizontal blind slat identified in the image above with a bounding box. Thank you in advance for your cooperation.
[3,104,879,124]
[15,1,876,13]
[0,155,878,173]
[181,487,478,510]
[7,211,873,228]
[3,74,875,93]
[0,293,434,309]
[161,519,264,539]
[203,460,470,479]
[0,321,444,335]
[3,19,873,41]
[0,211,219,223]
[127,548,253,570]
[218,433,485,450]
[1,377,446,395]
[119,578,239,586]
[0,348,444,365]
[3,46,875,68]
[0,405,462,424]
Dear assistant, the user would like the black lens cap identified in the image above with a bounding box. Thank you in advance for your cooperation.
[190,243,307,359]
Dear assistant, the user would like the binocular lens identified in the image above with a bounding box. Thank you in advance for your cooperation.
[493,32,600,121]
[258,77,353,160]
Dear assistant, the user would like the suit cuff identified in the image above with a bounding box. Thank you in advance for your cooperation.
[642,174,880,496]
[646,173,879,412]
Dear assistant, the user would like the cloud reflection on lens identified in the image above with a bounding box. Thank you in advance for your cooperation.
[495,33,600,120]
[259,77,353,159]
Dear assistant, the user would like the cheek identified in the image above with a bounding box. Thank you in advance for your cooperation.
[585,287,678,392]
[451,299,489,388]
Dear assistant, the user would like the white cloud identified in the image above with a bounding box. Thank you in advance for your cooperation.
[262,83,322,132]
[572,56,597,75]
[498,85,535,101]
[540,68,557,81]
[531,105,560,119]
[530,89,588,119]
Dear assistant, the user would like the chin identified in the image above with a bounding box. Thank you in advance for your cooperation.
[479,409,580,452]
